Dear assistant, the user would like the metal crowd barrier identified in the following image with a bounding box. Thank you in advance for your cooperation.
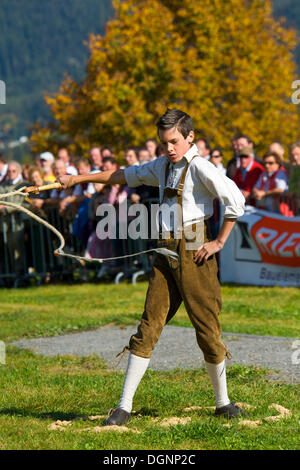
[93,198,159,285]
[109,235,155,285]
[277,193,299,217]
[0,199,159,288]
[0,207,82,287]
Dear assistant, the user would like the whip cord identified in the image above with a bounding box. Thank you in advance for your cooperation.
[0,186,179,265]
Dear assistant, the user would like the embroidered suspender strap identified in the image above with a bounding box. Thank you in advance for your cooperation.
[163,155,199,201]
[159,155,198,242]
[176,155,199,236]
[159,154,199,267]
[176,155,198,201]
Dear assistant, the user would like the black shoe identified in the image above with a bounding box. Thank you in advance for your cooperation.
[214,402,248,419]
[104,408,131,426]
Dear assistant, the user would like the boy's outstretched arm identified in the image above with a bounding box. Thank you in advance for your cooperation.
[57,169,126,189]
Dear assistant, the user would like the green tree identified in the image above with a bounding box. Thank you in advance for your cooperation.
[30,0,300,160]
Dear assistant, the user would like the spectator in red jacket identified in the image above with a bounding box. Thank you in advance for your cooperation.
[252,151,288,213]
[233,146,264,204]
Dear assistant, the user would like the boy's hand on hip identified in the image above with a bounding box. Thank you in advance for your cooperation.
[193,239,223,265]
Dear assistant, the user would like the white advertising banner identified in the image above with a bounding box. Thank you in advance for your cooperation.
[220,206,300,287]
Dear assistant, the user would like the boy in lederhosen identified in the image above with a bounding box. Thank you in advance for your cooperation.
[58,109,246,424]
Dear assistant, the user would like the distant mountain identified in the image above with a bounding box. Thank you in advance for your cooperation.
[0,0,113,140]
[273,0,300,70]
[0,0,299,143]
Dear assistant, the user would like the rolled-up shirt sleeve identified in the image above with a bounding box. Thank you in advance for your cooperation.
[124,160,160,188]
[195,161,245,218]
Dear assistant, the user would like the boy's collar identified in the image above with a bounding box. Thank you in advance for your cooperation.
[183,143,199,162]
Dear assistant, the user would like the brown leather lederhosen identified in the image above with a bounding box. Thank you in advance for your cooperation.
[128,156,228,364]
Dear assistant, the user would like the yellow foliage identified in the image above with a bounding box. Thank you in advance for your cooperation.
[30,0,300,161]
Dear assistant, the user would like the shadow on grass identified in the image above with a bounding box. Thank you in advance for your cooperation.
[132,407,159,417]
[0,407,87,421]
[0,406,161,424]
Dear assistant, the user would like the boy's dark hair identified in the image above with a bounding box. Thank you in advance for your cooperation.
[156,108,194,138]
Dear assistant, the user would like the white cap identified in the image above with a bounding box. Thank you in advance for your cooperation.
[39,151,54,162]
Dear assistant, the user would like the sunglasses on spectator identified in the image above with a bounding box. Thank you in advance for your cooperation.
[212,154,222,158]
[239,155,251,159]
[264,160,276,166]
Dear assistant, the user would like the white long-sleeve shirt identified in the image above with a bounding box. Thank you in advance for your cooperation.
[124,144,245,231]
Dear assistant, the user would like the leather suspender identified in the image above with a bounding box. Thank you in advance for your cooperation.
[162,155,198,233]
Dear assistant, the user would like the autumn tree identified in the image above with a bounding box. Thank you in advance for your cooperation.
[30,0,300,160]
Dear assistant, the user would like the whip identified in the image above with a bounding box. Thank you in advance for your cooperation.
[0,182,179,265]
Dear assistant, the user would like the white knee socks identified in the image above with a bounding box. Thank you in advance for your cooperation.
[205,359,230,408]
[116,354,229,412]
[117,353,150,413]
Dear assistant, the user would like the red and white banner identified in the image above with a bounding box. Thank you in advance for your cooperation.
[220,207,300,286]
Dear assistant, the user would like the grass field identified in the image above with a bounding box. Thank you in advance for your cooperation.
[0,282,299,450]
[0,283,299,341]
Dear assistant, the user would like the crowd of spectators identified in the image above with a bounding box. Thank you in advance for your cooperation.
[0,134,299,279]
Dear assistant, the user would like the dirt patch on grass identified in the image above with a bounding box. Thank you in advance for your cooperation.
[90,425,140,434]
[47,403,292,433]
[48,414,140,434]
[224,403,292,428]
[158,417,191,427]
